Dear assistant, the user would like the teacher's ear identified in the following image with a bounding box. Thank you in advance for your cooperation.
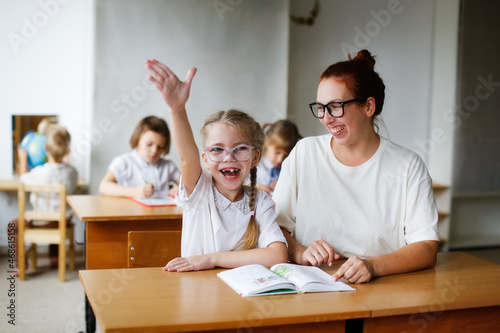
[365,97,376,118]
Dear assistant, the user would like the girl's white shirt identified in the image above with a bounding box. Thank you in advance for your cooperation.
[256,156,279,187]
[177,169,287,257]
[108,149,180,194]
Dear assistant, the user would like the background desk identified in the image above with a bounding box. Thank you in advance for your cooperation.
[80,252,500,333]
[67,195,182,270]
[0,178,20,191]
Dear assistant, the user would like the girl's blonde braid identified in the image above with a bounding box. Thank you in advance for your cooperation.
[233,166,259,250]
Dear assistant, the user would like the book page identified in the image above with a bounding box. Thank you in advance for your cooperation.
[218,264,297,297]
[270,263,354,292]
[130,195,177,207]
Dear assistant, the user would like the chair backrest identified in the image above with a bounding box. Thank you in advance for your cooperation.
[18,183,66,231]
[128,231,181,268]
[17,183,72,282]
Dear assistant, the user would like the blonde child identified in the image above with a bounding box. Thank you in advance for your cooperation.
[145,59,288,272]
[15,124,78,268]
[256,120,302,195]
[99,116,180,198]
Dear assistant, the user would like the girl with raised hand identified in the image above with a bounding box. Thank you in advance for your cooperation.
[145,59,288,272]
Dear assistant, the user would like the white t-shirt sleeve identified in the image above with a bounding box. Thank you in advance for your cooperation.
[273,146,299,234]
[177,171,206,208]
[20,169,36,184]
[255,191,287,248]
[108,154,131,184]
[403,155,440,244]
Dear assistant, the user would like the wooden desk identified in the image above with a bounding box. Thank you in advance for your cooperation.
[67,195,183,269]
[343,251,500,332]
[0,178,21,191]
[80,267,367,333]
[0,177,88,192]
[80,252,500,333]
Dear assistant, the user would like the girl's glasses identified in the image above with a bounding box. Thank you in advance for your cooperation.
[205,145,255,162]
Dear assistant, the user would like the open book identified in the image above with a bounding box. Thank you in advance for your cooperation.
[130,195,177,207]
[218,263,354,297]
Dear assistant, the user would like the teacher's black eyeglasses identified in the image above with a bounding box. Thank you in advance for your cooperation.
[309,97,368,118]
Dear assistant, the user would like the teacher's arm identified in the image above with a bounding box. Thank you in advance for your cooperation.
[333,240,438,284]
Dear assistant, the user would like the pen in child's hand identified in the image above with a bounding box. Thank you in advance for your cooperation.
[142,176,157,197]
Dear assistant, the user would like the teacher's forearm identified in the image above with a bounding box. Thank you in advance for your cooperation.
[367,240,439,278]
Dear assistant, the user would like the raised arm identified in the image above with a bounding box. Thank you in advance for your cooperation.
[145,59,200,195]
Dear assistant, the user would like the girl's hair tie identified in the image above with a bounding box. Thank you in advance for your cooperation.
[249,210,255,216]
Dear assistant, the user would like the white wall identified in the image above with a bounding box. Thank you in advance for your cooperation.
[89,0,290,193]
[0,0,92,179]
[288,0,435,163]
[0,0,92,246]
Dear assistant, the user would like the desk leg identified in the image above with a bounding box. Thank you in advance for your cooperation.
[85,294,96,333]
[82,225,96,333]
[345,318,363,333]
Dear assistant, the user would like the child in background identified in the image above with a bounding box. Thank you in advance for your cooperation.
[99,116,180,198]
[145,59,287,272]
[19,116,59,172]
[15,124,78,268]
[256,120,302,195]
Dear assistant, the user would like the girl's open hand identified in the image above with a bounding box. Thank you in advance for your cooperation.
[163,255,215,272]
[145,59,197,113]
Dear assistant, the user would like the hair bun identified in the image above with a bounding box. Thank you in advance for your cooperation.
[351,49,376,69]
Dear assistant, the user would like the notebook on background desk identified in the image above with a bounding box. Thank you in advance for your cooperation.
[130,195,177,207]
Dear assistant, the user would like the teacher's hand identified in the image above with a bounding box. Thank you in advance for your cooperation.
[303,240,339,267]
[332,256,373,284]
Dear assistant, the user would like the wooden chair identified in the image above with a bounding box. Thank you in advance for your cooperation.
[128,231,181,268]
[17,183,75,282]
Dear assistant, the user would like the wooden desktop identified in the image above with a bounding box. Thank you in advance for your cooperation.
[80,251,500,333]
[66,195,183,269]
[0,178,21,191]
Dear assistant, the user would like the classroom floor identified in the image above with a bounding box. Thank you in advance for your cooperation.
[0,246,499,332]
[0,245,86,333]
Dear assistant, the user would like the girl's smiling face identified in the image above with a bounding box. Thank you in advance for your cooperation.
[202,123,260,201]
[136,130,167,164]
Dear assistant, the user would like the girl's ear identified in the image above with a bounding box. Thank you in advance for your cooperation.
[201,151,209,167]
[251,149,261,168]
[365,97,376,118]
